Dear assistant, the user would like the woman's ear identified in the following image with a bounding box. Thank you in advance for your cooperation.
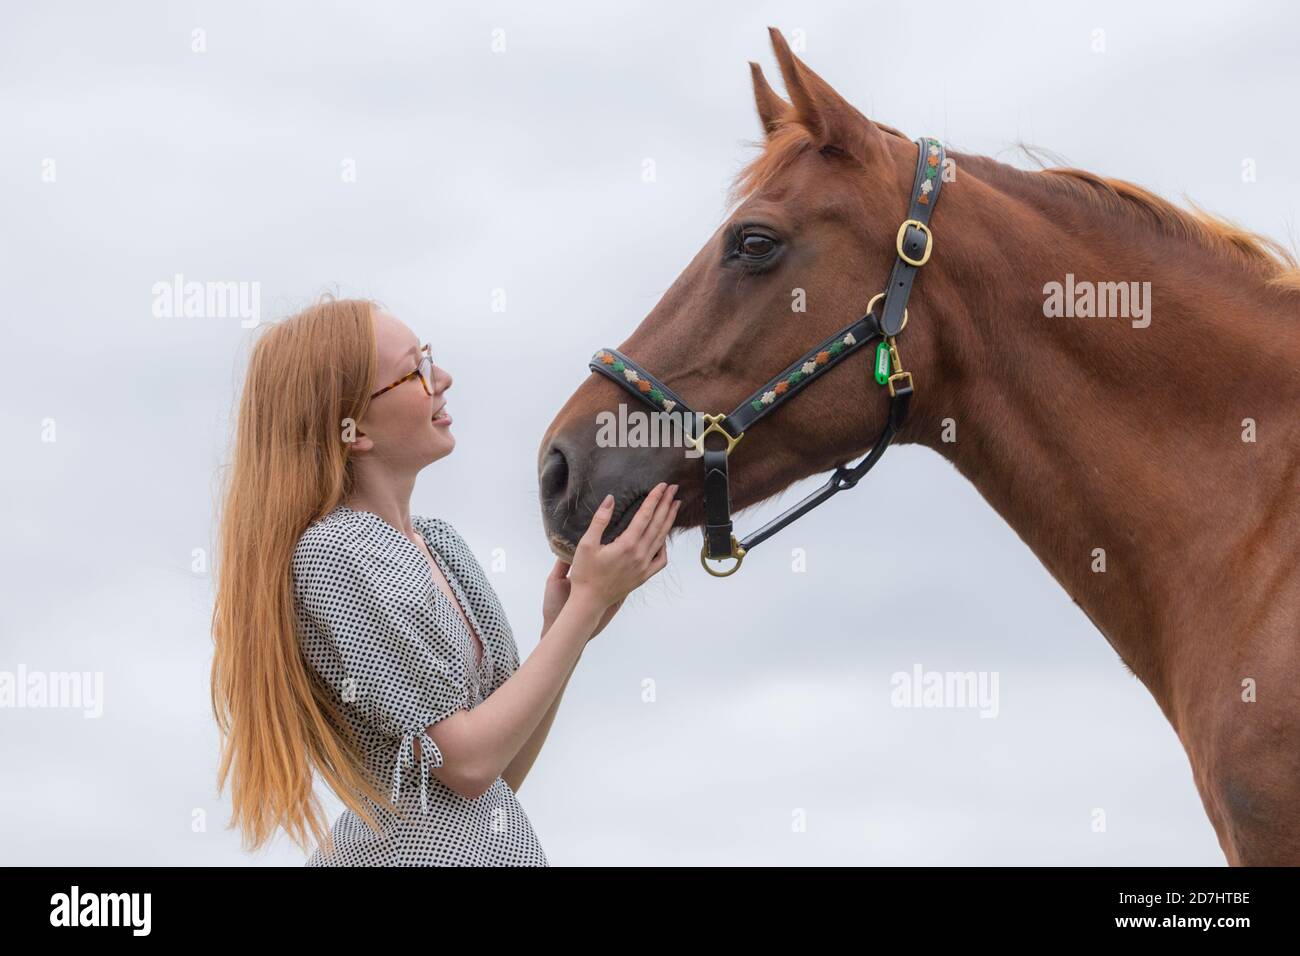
[350,429,375,454]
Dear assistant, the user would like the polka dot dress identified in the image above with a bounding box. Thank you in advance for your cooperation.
[291,504,549,866]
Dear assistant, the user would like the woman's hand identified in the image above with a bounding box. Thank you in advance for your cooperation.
[569,482,680,612]
[542,560,625,642]
[541,558,572,636]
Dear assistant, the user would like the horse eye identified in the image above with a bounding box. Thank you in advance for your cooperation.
[741,233,776,257]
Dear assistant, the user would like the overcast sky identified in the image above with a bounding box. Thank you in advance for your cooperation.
[4,0,1295,865]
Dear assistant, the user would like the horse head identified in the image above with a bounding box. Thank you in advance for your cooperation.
[538,28,951,564]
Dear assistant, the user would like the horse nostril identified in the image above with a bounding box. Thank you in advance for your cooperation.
[540,443,570,513]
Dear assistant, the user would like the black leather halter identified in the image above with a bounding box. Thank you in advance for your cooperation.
[589,137,945,576]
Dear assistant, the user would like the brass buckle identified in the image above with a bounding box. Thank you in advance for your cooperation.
[700,536,746,577]
[895,219,933,267]
[866,291,907,334]
[886,335,913,396]
[887,371,914,397]
[686,412,744,457]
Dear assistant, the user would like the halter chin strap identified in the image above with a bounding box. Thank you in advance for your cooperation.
[589,136,945,576]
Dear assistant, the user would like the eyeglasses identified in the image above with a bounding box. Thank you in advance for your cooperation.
[370,344,434,400]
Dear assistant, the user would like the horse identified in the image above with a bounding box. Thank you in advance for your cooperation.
[536,27,1300,866]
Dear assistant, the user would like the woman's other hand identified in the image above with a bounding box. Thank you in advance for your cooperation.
[541,558,572,636]
[543,560,625,645]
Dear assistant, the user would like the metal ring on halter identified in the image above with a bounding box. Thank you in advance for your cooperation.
[866,291,908,334]
[700,537,745,577]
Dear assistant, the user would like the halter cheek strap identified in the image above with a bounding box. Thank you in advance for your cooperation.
[588,136,945,576]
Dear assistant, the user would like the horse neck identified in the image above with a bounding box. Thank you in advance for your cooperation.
[903,157,1300,715]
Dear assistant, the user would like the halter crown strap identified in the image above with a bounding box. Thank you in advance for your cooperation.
[588,136,944,573]
[880,137,944,336]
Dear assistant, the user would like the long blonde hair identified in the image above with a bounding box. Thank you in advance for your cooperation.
[210,294,394,853]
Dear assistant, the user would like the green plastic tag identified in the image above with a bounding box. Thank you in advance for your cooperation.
[874,341,891,385]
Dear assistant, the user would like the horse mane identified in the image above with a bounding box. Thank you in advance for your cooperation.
[730,119,1300,295]
[1035,165,1300,292]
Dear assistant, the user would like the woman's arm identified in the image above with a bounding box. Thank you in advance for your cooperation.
[501,647,580,792]
[419,484,677,799]
[417,591,601,799]
[500,562,628,791]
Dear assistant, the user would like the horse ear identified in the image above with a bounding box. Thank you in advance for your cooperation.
[749,61,790,136]
[766,26,884,164]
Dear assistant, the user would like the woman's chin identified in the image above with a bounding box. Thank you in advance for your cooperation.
[430,431,455,460]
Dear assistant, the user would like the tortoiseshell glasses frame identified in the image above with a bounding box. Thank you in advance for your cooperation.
[370,344,434,400]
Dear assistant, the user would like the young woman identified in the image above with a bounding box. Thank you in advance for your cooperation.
[210,295,679,865]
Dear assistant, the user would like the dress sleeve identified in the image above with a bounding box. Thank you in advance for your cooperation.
[292,533,469,813]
